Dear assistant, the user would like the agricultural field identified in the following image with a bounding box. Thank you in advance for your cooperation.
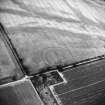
[0,0,105,105]
[1,0,105,74]
[0,38,16,81]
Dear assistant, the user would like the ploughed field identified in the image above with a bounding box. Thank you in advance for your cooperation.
[0,0,105,75]
[0,35,23,82]
[9,27,105,74]
[0,38,17,80]
[52,59,105,105]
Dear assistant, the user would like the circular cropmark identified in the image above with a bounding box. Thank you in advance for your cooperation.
[42,46,71,67]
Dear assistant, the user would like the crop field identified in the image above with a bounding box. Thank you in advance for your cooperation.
[0,78,42,105]
[0,0,105,105]
[7,27,105,74]
[49,59,105,105]
[0,0,105,75]
[0,38,16,81]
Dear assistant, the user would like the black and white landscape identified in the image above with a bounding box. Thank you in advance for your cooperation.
[0,0,105,105]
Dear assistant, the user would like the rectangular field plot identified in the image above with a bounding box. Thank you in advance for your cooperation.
[0,31,23,85]
[1,0,105,76]
[52,59,105,105]
[0,78,42,105]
